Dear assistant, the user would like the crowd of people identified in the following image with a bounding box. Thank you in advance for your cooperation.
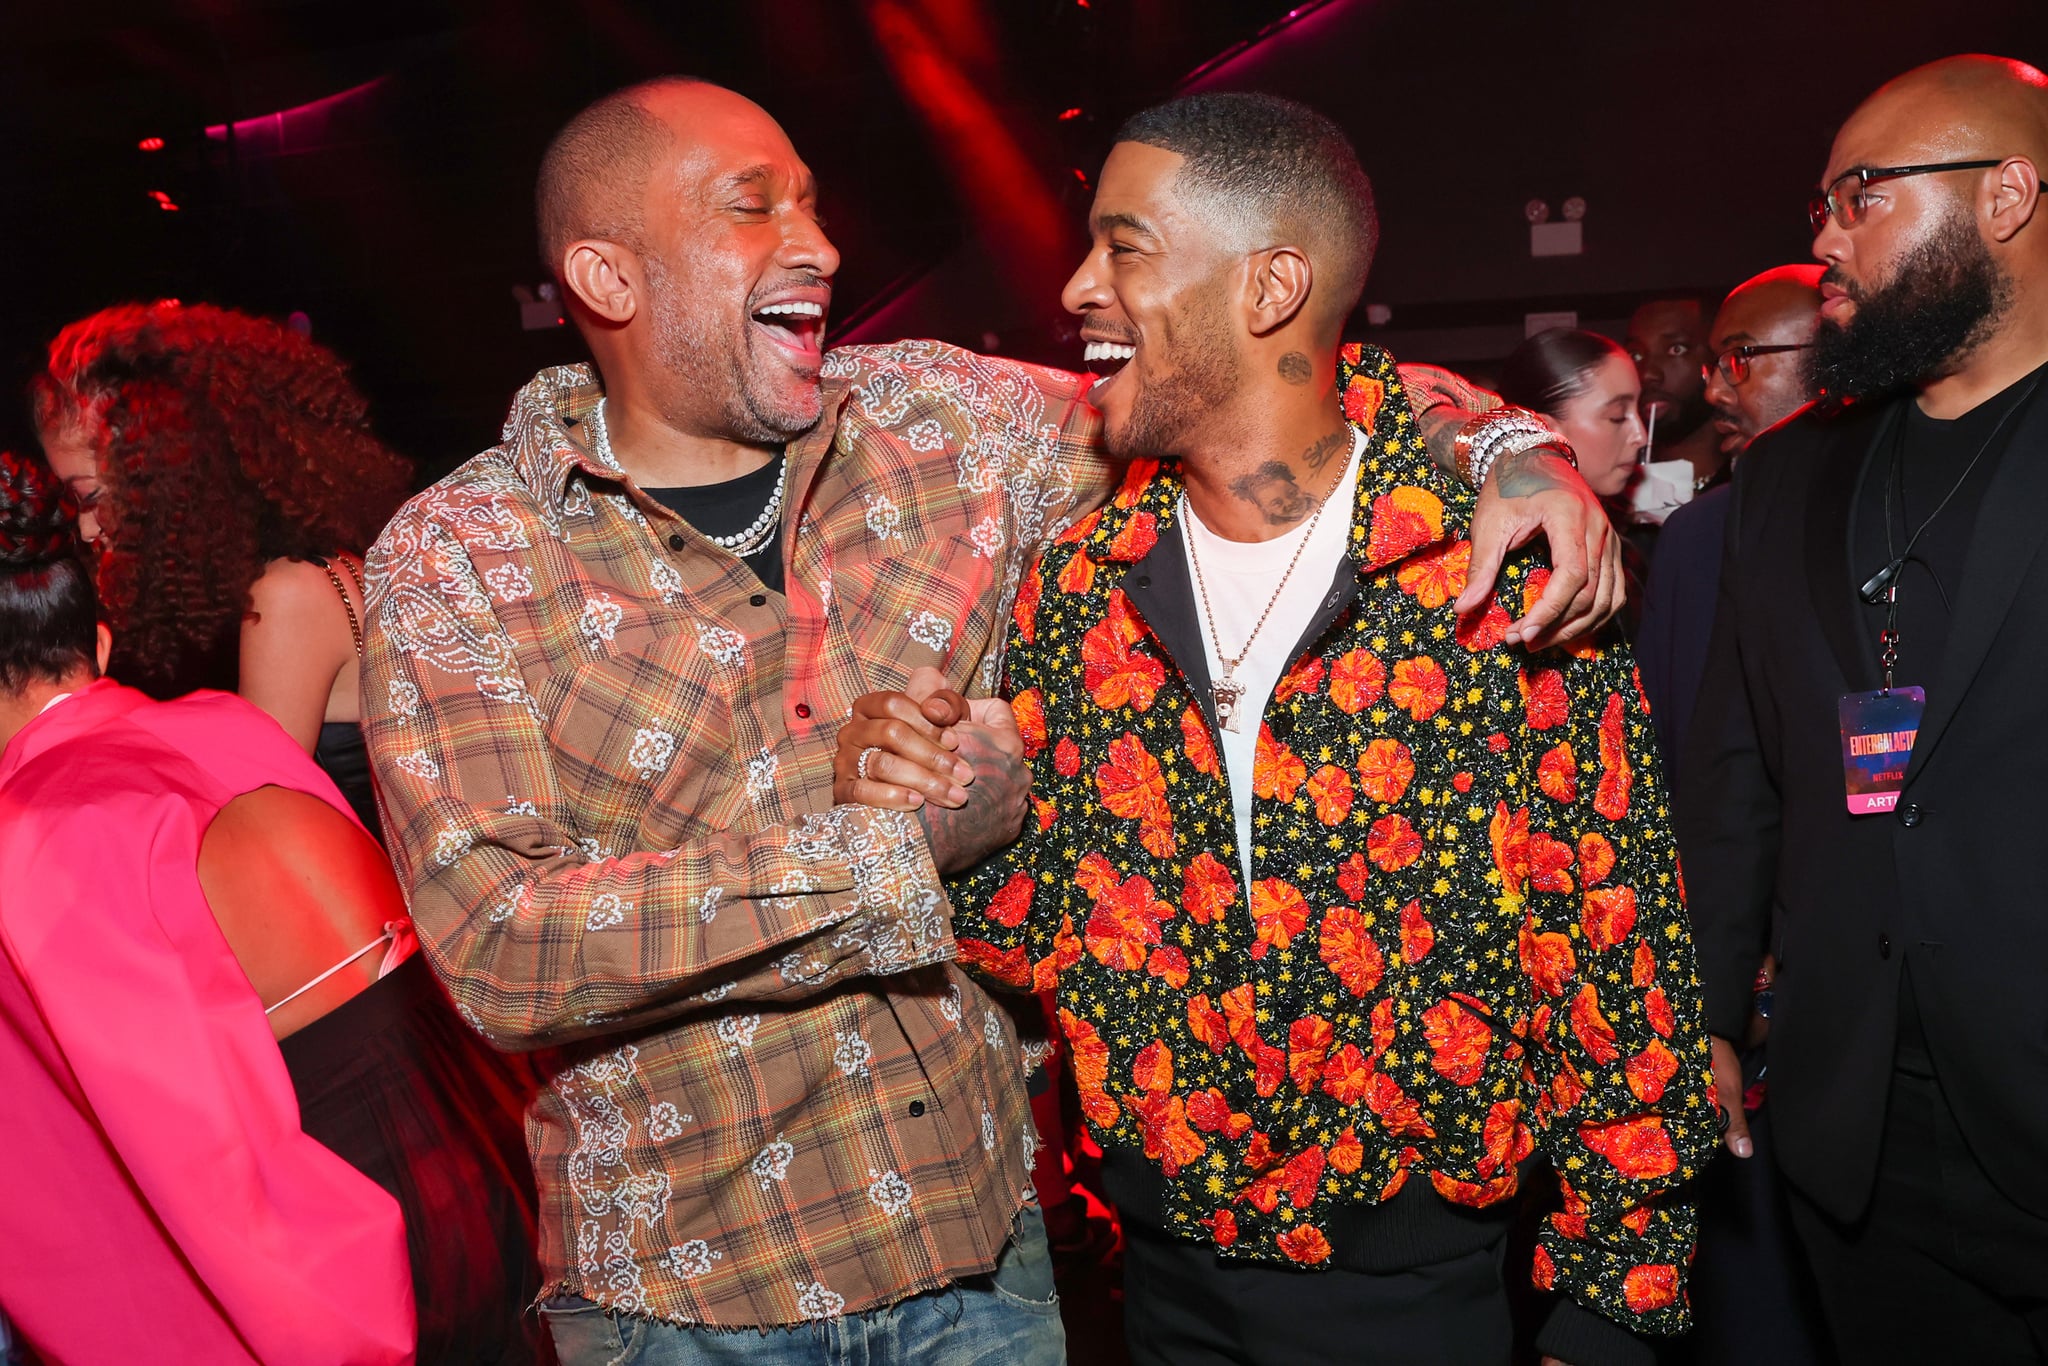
[2,45,2045,1366]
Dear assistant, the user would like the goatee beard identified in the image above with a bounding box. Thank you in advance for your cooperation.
[1806,210,2012,400]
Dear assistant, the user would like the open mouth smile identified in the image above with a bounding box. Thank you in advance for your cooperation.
[1081,334,1138,401]
[751,298,828,361]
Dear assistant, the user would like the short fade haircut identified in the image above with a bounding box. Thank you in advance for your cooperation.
[1114,92,1379,323]
[535,77,702,275]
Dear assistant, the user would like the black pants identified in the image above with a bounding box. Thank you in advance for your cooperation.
[1119,1219,1512,1366]
[1787,1069,2048,1365]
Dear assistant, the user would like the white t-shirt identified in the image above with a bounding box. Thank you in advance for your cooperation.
[1181,432,1365,887]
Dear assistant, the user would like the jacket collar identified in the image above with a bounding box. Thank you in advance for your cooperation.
[501,361,856,512]
[1078,342,1465,573]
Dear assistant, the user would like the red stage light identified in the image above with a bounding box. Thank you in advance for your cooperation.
[157,201,180,212]
[1058,107,1083,120]
[147,189,171,201]
[138,136,165,152]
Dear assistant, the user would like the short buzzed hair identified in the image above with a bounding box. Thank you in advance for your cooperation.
[1115,92,1379,322]
[535,77,701,275]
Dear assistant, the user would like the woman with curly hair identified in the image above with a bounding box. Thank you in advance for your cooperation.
[34,300,413,837]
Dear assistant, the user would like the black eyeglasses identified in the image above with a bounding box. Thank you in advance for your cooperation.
[1704,343,1813,386]
[1808,160,2004,235]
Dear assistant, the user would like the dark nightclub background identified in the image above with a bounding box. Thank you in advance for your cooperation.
[0,0,2042,485]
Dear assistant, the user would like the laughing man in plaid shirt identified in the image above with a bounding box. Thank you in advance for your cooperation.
[361,78,1618,1365]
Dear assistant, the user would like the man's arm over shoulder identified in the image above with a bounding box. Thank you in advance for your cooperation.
[360,484,951,1051]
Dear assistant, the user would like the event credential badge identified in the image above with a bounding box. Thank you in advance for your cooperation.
[1838,687,1925,815]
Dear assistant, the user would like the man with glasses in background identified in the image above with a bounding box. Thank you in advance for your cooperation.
[1636,265,1829,1366]
[1678,54,2048,1363]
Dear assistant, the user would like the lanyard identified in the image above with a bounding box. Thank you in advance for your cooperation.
[1858,378,2041,693]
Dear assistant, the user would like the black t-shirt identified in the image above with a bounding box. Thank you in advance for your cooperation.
[644,454,787,593]
[1850,362,2047,1072]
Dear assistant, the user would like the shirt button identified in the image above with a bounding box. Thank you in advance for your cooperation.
[794,702,812,719]
[1878,933,1892,959]
[1899,803,1923,828]
[908,1100,927,1118]
[1135,575,1151,589]
[749,593,768,607]
[666,533,686,551]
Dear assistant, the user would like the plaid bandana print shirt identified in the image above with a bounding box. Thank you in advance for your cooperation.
[358,341,1114,1328]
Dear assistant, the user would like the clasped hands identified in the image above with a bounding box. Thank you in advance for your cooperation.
[832,667,1030,876]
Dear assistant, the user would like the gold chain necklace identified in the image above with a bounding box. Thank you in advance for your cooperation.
[1182,454,1349,733]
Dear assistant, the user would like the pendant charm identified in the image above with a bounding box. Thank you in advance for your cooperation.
[1213,678,1245,733]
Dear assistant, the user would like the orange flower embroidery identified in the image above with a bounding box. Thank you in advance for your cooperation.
[1318,904,1386,996]
[1389,656,1449,721]
[1520,916,1577,997]
[1626,1039,1679,1104]
[1057,550,1098,596]
[1146,945,1190,988]
[1399,899,1435,963]
[1078,853,1174,971]
[1320,1043,1372,1105]
[1106,509,1159,561]
[1595,691,1634,820]
[1368,813,1424,871]
[1579,1115,1678,1180]
[1536,743,1578,804]
[1058,1008,1120,1127]
[1356,737,1416,805]
[1273,656,1326,705]
[986,871,1034,928]
[1521,666,1570,731]
[1095,732,1175,857]
[1365,485,1445,566]
[1013,559,1043,643]
[1180,702,1221,777]
[1187,994,1231,1055]
[1250,879,1311,959]
[1307,764,1355,825]
[1581,885,1638,954]
[1253,726,1308,802]
[1329,648,1387,713]
[1012,687,1048,758]
[1529,832,1576,894]
[1579,831,1617,886]
[1288,1016,1334,1094]
[1570,983,1620,1065]
[1457,598,1511,652]
[1397,539,1471,609]
[1276,1224,1333,1265]
[1623,1264,1679,1314]
[1644,986,1675,1038]
[1423,998,1493,1085]
[1337,852,1370,902]
[1342,374,1385,431]
[1080,592,1163,711]
[1182,852,1237,926]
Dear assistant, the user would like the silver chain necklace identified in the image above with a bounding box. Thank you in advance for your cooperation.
[589,398,787,557]
[1182,460,1347,733]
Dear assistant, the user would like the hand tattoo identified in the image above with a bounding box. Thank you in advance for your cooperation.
[1491,446,1569,500]
[1278,351,1313,385]
[917,726,1029,875]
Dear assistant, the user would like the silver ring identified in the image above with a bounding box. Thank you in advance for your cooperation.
[856,746,881,781]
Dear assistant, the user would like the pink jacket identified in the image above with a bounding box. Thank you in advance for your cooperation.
[0,679,414,1364]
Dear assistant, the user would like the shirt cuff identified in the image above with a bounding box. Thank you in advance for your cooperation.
[1535,1295,1656,1366]
[817,805,954,976]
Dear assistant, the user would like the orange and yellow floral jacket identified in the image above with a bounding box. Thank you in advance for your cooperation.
[949,345,1717,1336]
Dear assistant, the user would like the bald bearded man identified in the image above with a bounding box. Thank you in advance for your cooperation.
[1679,55,2048,1363]
[360,78,1617,1365]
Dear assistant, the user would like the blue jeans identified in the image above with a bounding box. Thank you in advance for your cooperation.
[543,1204,1065,1366]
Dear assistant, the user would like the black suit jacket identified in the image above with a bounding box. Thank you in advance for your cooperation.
[1676,391,2048,1223]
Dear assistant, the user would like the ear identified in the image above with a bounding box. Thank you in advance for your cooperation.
[94,621,113,676]
[1246,246,1313,337]
[1986,156,2041,243]
[560,239,642,325]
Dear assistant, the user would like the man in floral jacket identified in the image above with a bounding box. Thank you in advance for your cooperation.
[928,94,1718,1366]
